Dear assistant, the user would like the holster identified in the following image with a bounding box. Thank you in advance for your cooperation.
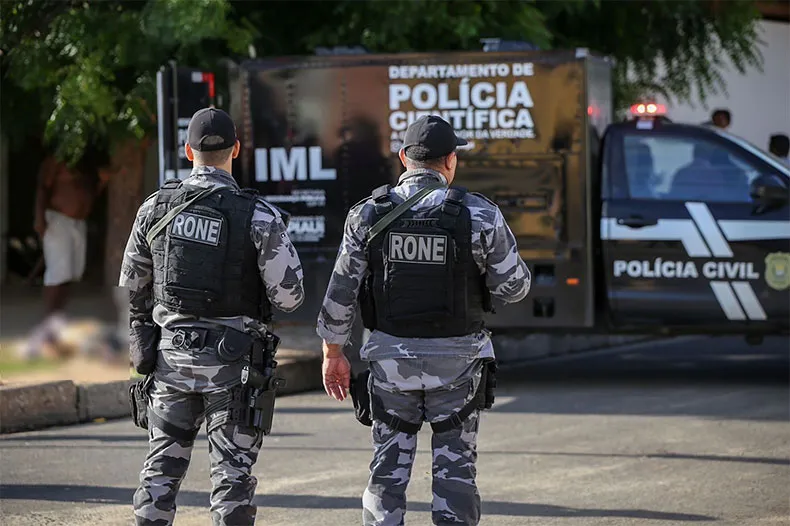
[129,321,161,375]
[221,330,286,436]
[129,374,154,430]
[479,358,498,410]
[349,369,373,427]
[359,275,377,330]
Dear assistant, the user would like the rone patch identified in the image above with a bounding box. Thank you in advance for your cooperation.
[170,212,223,246]
[388,232,447,265]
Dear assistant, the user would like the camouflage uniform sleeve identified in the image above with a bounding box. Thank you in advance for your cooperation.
[118,197,157,323]
[251,201,305,313]
[481,206,531,303]
[316,203,370,345]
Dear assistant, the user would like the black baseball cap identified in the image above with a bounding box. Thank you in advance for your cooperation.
[187,108,237,152]
[402,115,467,161]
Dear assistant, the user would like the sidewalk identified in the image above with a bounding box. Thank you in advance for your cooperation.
[0,281,327,434]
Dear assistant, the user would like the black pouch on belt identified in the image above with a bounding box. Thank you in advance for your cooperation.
[216,327,254,364]
[349,369,373,427]
[129,374,154,430]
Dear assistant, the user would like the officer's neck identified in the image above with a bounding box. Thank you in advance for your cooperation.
[401,167,452,185]
[196,162,233,174]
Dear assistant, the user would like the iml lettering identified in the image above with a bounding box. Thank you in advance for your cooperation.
[389,233,447,264]
[171,212,222,246]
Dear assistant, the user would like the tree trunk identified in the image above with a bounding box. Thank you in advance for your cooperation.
[103,138,150,286]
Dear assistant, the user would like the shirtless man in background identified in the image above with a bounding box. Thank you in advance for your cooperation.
[25,155,110,357]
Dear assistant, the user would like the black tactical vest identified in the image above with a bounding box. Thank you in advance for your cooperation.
[360,184,492,338]
[148,179,272,322]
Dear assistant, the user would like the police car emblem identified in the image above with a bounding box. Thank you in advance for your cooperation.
[169,212,223,246]
[765,252,790,291]
[388,232,448,265]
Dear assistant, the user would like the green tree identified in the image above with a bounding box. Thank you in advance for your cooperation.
[1,0,253,281]
[1,0,253,165]
[539,0,764,110]
[229,0,762,110]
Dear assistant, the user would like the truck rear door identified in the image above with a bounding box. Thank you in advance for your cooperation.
[601,118,790,332]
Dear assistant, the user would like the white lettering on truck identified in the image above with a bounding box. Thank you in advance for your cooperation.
[255,146,336,182]
[613,259,759,280]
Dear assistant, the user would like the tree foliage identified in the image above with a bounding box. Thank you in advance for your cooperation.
[1,0,253,165]
[541,0,764,109]
[1,0,764,166]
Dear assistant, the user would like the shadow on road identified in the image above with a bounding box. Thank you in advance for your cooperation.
[0,432,309,443]
[0,484,717,521]
[257,446,787,467]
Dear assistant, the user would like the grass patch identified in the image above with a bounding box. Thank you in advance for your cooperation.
[0,357,60,376]
[0,340,61,376]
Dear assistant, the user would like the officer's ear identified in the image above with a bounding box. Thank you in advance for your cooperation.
[232,139,241,159]
[445,151,457,171]
[398,148,408,168]
[185,143,195,162]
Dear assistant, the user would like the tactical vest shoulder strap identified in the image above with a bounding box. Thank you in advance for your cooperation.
[145,185,224,247]
[438,186,468,229]
[371,184,393,216]
[441,186,468,216]
[366,182,444,244]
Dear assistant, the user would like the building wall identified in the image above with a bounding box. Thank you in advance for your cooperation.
[656,20,790,151]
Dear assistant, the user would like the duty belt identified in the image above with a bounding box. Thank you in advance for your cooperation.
[160,327,224,350]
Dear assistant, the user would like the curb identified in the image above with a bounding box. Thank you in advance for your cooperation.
[0,355,323,435]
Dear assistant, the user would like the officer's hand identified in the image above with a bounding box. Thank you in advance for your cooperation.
[322,342,351,402]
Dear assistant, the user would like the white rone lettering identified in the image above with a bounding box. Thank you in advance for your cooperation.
[390,234,404,260]
[172,215,185,236]
[169,212,223,246]
[207,221,220,244]
[403,237,417,260]
[388,233,448,265]
[183,216,196,237]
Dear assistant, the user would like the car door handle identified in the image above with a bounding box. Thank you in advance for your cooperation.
[617,216,658,228]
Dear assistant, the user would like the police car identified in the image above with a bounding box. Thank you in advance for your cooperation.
[595,103,790,340]
[157,49,789,341]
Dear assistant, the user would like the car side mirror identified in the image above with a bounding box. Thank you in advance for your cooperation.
[750,176,789,206]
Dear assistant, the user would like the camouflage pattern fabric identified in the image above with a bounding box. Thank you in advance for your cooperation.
[134,363,264,526]
[363,357,484,526]
[120,166,304,525]
[120,166,304,337]
[316,169,530,362]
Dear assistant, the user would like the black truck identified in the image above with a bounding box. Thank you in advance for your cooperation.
[156,48,790,342]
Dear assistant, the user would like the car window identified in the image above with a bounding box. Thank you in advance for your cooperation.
[623,134,761,203]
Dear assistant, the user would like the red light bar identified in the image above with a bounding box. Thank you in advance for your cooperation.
[630,102,666,116]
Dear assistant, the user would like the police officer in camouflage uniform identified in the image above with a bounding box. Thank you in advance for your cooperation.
[317,115,530,526]
[119,108,305,526]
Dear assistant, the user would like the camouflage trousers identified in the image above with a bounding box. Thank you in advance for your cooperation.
[133,338,264,526]
[363,357,484,526]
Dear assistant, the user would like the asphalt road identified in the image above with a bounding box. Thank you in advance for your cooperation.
[1,336,788,526]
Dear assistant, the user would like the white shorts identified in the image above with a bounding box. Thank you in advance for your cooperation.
[42,209,87,287]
